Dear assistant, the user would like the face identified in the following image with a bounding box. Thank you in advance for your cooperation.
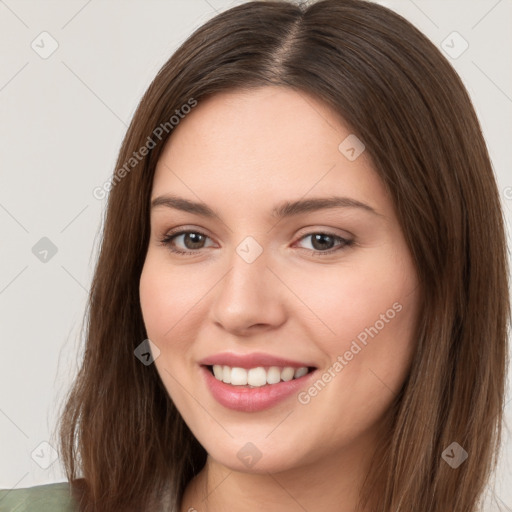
[139,86,420,474]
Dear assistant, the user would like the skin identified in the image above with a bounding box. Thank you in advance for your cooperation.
[139,86,421,512]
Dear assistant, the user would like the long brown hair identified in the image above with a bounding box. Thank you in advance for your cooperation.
[55,1,510,510]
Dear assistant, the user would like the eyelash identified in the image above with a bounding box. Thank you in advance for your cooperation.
[157,229,354,257]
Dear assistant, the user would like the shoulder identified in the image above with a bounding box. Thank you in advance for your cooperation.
[0,480,83,511]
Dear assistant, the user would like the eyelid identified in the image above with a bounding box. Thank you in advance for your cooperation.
[158,225,354,257]
[158,227,215,253]
[160,224,352,242]
[294,225,354,240]
[160,226,215,242]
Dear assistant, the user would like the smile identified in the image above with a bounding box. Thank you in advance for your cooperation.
[201,366,318,412]
[209,364,312,387]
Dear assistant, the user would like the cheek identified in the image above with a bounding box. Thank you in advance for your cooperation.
[139,256,203,410]
[291,271,418,447]
[139,254,210,345]
[288,248,418,350]
[291,248,419,418]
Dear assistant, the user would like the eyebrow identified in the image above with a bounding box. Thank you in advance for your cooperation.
[151,194,384,219]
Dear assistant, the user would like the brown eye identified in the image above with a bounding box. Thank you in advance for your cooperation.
[159,230,214,255]
[295,232,354,256]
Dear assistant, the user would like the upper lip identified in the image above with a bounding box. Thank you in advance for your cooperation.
[199,352,315,369]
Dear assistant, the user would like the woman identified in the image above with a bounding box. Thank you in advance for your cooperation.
[1,0,508,510]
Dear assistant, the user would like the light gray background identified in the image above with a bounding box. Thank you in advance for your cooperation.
[0,0,511,508]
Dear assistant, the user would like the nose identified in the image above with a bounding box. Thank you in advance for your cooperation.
[209,245,287,335]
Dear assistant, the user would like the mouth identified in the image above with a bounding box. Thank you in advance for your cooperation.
[199,352,319,411]
[204,364,317,388]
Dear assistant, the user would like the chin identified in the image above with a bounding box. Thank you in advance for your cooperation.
[198,433,315,475]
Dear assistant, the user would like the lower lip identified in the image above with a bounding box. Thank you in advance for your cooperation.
[201,365,316,412]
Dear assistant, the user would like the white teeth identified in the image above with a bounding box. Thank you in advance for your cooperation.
[247,367,267,387]
[267,366,281,384]
[294,367,308,379]
[211,365,310,386]
[222,365,231,384]
[213,365,223,380]
[281,367,295,382]
[231,367,248,385]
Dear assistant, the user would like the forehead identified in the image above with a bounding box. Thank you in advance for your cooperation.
[151,86,389,219]
[158,86,348,171]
